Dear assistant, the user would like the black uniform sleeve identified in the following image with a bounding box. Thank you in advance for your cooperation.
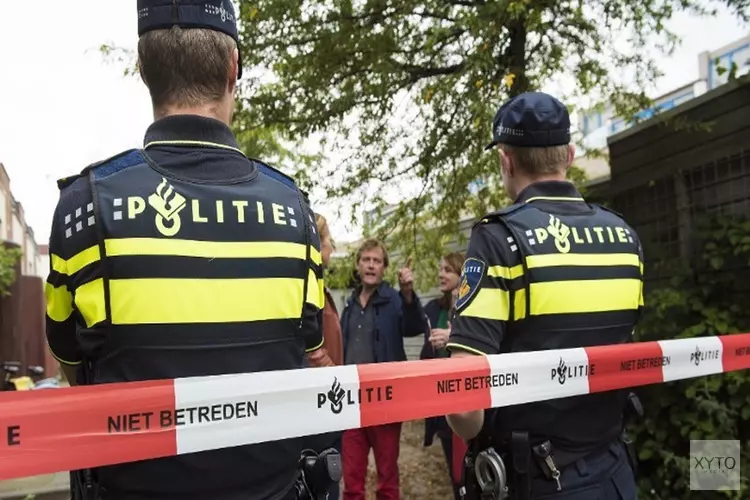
[447,223,513,356]
[301,204,325,352]
[45,178,96,366]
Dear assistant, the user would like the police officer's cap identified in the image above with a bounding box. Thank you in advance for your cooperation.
[137,0,243,79]
[485,92,570,150]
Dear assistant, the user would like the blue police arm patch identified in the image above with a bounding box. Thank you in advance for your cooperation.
[455,257,487,311]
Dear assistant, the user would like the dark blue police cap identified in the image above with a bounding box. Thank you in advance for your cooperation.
[137,0,243,79]
[485,92,570,150]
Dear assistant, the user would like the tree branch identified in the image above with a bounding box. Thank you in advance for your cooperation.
[392,61,466,82]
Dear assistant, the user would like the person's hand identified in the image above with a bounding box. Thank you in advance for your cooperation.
[398,257,414,299]
[429,322,451,349]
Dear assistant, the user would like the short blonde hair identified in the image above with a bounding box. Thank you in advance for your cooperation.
[502,144,570,175]
[138,27,237,110]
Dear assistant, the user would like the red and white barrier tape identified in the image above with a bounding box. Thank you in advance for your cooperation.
[1,333,749,480]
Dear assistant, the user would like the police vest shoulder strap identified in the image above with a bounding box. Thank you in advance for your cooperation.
[253,159,317,329]
[81,150,148,344]
[252,159,315,329]
[472,202,526,228]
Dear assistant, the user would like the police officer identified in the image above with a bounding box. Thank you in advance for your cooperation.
[445,92,643,499]
[44,2,327,499]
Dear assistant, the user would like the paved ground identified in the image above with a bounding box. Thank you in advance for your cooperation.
[27,494,68,500]
[0,472,69,500]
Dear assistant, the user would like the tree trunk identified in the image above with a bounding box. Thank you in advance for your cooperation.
[507,19,529,97]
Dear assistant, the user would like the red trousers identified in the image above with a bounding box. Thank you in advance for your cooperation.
[342,422,402,500]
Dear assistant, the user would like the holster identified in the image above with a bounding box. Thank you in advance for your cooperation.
[70,467,100,500]
[621,391,643,478]
[620,432,638,477]
[509,432,531,500]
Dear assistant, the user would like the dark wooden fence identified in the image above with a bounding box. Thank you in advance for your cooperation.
[0,241,53,378]
[591,75,750,291]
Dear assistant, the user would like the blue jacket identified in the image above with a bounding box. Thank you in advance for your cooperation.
[340,281,428,364]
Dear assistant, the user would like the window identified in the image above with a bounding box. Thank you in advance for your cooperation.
[673,92,694,106]
[610,119,626,134]
[710,54,732,89]
[733,45,750,77]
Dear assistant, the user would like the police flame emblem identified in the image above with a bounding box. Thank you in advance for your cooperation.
[691,346,702,366]
[328,377,346,414]
[553,357,567,385]
[547,214,572,254]
[457,276,470,302]
[148,178,187,237]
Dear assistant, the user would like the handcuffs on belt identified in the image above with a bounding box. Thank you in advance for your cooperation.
[460,448,510,500]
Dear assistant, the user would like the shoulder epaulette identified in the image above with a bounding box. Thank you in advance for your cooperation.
[591,202,624,219]
[472,202,526,228]
[254,160,296,188]
[58,149,144,191]
[83,149,145,181]
[56,173,85,191]
[254,160,310,202]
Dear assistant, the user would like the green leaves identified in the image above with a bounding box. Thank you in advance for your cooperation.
[0,246,22,297]
[632,213,750,498]
[235,0,750,274]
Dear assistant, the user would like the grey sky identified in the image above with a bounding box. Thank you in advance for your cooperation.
[0,2,746,246]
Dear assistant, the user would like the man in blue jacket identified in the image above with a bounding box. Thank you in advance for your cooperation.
[339,238,427,500]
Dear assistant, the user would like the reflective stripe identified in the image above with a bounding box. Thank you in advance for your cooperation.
[106,238,322,266]
[52,247,100,276]
[106,277,314,325]
[306,269,324,309]
[513,288,527,321]
[524,196,584,203]
[529,279,641,315]
[75,279,107,327]
[52,239,322,276]
[45,283,73,322]
[639,261,644,307]
[48,343,81,366]
[445,342,487,356]
[50,253,67,275]
[305,338,325,353]
[144,140,245,156]
[460,288,510,321]
[638,282,645,307]
[485,254,639,282]
[488,265,523,280]
[526,253,640,269]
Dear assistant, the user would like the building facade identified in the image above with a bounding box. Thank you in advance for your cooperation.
[579,33,750,180]
[0,163,44,278]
